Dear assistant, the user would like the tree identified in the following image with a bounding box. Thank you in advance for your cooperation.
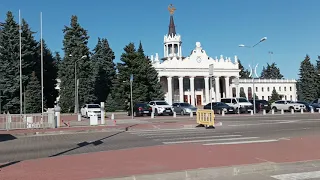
[297,55,317,102]
[137,41,164,101]
[240,88,246,98]
[270,89,280,103]
[35,40,59,108]
[114,43,149,111]
[260,63,283,79]
[91,38,116,103]
[238,59,250,79]
[105,93,117,112]
[58,15,94,112]
[315,56,320,97]
[25,72,41,113]
[0,12,21,113]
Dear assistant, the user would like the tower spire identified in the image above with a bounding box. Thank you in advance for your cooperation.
[167,4,176,36]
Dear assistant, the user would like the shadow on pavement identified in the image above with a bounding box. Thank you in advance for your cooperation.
[49,124,138,157]
[0,134,17,142]
[0,161,20,170]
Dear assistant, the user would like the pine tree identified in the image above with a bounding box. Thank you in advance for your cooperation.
[137,41,164,101]
[315,56,320,97]
[25,72,41,113]
[105,93,117,112]
[240,88,246,98]
[35,40,58,108]
[58,15,94,112]
[238,59,250,79]
[260,63,283,79]
[91,38,116,103]
[0,12,21,113]
[270,89,280,103]
[297,55,317,102]
[115,43,148,111]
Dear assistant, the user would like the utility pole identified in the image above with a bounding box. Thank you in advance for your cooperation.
[130,74,133,119]
[19,10,22,115]
[40,12,44,115]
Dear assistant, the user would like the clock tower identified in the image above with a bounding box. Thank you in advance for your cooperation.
[163,4,182,60]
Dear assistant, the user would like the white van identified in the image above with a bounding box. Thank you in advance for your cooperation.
[220,98,253,113]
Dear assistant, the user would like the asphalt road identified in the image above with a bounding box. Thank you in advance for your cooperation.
[0,113,319,163]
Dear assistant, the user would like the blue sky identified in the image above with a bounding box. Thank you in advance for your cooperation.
[1,0,319,79]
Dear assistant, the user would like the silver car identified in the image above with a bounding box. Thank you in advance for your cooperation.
[172,102,197,115]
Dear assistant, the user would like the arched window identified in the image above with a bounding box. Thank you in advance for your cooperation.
[232,87,236,97]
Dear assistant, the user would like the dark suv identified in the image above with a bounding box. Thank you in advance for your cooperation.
[127,102,152,117]
[249,100,271,113]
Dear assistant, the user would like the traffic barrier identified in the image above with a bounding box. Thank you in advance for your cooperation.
[281,109,284,114]
[173,111,176,118]
[318,109,320,113]
[301,109,304,114]
[190,112,193,118]
[291,109,294,114]
[221,110,225,116]
[249,110,253,115]
[196,109,215,128]
[263,109,266,115]
[311,108,314,113]
[271,109,275,114]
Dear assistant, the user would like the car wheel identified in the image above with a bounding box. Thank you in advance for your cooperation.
[272,107,278,112]
[266,110,270,113]
[289,106,294,112]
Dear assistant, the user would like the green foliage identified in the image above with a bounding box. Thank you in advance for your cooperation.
[297,55,317,102]
[240,88,246,98]
[238,59,250,79]
[58,15,94,113]
[0,12,23,113]
[91,38,116,103]
[270,89,280,103]
[260,63,283,79]
[25,72,41,113]
[105,93,117,112]
[114,43,149,111]
[315,56,320,97]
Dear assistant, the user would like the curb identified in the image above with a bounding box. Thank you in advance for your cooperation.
[99,159,320,180]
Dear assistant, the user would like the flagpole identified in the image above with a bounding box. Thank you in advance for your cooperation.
[19,10,22,115]
[40,12,44,115]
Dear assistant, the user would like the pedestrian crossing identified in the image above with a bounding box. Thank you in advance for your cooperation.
[129,128,279,146]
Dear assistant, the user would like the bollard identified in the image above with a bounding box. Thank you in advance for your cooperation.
[291,108,294,114]
[190,112,193,118]
[77,113,81,122]
[318,108,320,113]
[100,102,105,124]
[301,108,304,114]
[173,111,176,118]
[311,108,314,113]
[263,109,266,115]
[281,109,284,114]
[250,110,253,115]
[271,109,275,115]
[111,113,114,120]
[151,112,155,118]
[221,110,225,116]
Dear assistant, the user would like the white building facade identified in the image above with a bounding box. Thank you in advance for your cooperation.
[151,12,297,106]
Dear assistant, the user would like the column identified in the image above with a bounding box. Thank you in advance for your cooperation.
[178,77,184,102]
[215,76,220,102]
[204,77,210,104]
[179,44,182,57]
[225,76,230,98]
[172,43,175,56]
[167,76,173,105]
[190,77,195,106]
[236,85,239,98]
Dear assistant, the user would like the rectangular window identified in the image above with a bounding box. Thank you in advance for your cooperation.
[256,87,258,92]
[267,87,270,91]
[262,87,264,92]
[262,96,265,100]
[284,87,287,91]
[279,87,281,91]
[290,87,292,91]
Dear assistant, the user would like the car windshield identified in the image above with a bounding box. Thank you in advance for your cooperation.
[237,98,248,103]
[136,103,149,107]
[217,102,228,106]
[156,101,169,105]
[180,103,191,107]
[88,104,100,108]
[296,101,308,105]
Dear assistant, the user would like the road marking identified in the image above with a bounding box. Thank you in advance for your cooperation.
[129,128,196,133]
[156,135,242,141]
[271,170,320,180]
[203,139,278,145]
[228,120,299,127]
[163,137,258,144]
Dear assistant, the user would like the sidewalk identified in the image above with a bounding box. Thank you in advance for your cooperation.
[0,120,199,136]
[1,135,319,180]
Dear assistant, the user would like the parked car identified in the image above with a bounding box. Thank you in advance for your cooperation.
[249,100,271,113]
[172,102,197,115]
[221,97,253,113]
[80,104,101,118]
[295,101,313,112]
[310,98,320,111]
[203,102,235,114]
[127,102,152,117]
[271,100,305,112]
[149,100,173,116]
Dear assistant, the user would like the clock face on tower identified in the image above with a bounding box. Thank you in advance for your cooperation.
[196,56,202,63]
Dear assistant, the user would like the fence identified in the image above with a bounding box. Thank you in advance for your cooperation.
[0,112,55,130]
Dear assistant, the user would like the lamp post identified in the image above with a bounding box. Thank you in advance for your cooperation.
[69,54,87,113]
[130,74,133,119]
[239,37,267,114]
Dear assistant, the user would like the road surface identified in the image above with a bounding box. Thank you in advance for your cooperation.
[0,113,319,164]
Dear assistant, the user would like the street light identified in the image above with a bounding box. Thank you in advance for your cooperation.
[239,36,267,114]
[69,54,87,113]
